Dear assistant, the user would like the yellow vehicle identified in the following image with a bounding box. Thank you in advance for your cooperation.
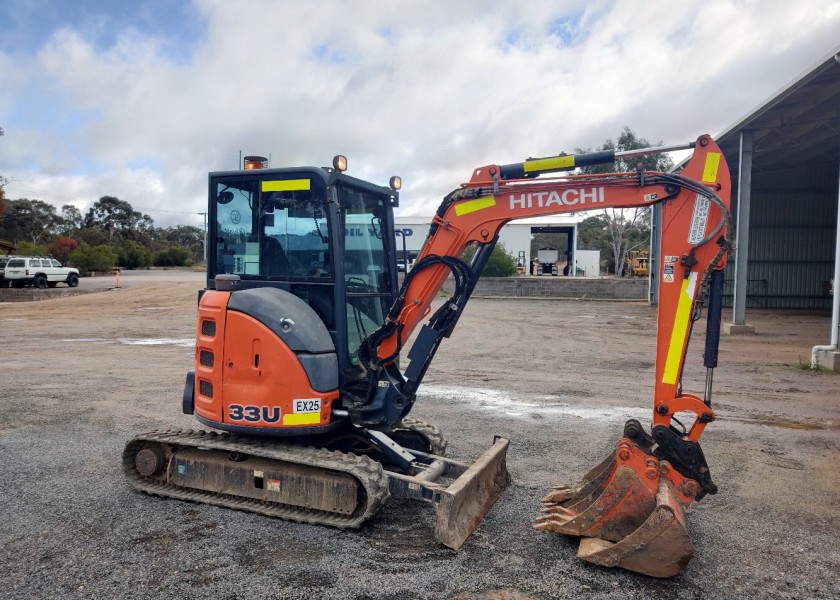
[628,250,650,277]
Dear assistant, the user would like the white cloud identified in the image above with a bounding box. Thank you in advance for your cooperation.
[1,0,838,226]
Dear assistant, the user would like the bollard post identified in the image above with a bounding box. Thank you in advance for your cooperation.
[115,270,121,289]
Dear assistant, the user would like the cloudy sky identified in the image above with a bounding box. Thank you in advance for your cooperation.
[1,0,838,228]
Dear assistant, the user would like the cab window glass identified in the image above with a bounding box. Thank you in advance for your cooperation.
[213,176,330,280]
[337,184,393,364]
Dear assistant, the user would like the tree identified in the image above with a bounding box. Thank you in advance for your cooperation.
[84,196,154,244]
[0,198,59,244]
[59,204,84,233]
[462,242,518,277]
[576,127,674,276]
[575,214,614,272]
[47,237,80,263]
[154,225,204,263]
[0,175,8,219]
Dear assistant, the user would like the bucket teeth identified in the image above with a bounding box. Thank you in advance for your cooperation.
[540,486,581,505]
[535,437,697,578]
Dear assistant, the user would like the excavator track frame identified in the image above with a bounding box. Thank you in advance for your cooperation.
[123,429,390,529]
[123,428,510,549]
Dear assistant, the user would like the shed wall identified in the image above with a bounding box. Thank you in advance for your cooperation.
[725,164,838,309]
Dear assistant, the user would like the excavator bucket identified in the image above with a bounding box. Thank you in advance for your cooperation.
[535,437,699,578]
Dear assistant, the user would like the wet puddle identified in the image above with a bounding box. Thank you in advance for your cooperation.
[62,337,194,347]
[419,385,836,430]
[419,385,648,421]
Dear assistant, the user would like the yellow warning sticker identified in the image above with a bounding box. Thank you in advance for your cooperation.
[262,179,311,192]
[662,272,697,384]
[523,155,576,173]
[454,196,496,216]
[282,412,321,426]
[701,152,721,183]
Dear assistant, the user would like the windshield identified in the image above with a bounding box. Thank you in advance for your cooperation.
[338,184,393,364]
[212,175,330,280]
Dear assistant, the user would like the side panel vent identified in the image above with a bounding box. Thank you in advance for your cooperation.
[201,320,217,337]
[200,350,214,368]
[198,379,213,398]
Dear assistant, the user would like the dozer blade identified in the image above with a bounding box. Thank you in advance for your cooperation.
[535,438,699,578]
[389,436,511,550]
[434,436,511,550]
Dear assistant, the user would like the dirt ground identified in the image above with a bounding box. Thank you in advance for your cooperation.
[0,270,838,599]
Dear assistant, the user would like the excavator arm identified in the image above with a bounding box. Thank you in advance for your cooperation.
[353,134,733,577]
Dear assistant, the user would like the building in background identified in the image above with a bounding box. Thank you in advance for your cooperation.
[393,215,600,276]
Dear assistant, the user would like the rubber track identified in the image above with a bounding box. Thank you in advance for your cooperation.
[122,429,390,529]
[394,418,448,456]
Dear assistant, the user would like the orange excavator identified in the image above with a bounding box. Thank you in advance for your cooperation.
[123,135,732,577]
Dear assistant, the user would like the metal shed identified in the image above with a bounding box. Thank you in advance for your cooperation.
[719,45,840,313]
[652,46,840,369]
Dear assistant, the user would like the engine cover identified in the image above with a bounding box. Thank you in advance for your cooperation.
[191,287,341,436]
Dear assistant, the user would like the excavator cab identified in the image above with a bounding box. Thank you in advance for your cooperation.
[208,164,399,390]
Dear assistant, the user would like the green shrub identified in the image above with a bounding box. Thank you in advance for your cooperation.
[14,241,47,256]
[461,242,518,277]
[70,244,117,273]
[117,240,153,270]
[153,245,192,267]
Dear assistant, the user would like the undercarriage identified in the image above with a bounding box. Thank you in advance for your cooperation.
[123,420,510,550]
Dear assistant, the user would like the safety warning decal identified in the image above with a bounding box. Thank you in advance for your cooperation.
[688,194,711,244]
[664,255,679,263]
[663,264,675,283]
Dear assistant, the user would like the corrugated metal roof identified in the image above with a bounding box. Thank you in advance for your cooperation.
[715,45,840,174]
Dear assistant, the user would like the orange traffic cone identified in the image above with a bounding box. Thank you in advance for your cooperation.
[115,270,121,289]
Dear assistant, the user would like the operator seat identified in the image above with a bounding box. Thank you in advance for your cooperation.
[261,236,291,277]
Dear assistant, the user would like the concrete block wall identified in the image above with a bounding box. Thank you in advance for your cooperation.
[441,276,649,300]
[0,288,92,302]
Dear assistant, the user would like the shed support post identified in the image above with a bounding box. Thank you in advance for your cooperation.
[725,130,756,335]
[811,143,840,372]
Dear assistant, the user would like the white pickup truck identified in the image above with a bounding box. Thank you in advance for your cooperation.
[3,256,80,288]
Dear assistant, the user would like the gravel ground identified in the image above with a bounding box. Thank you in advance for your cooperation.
[0,270,838,600]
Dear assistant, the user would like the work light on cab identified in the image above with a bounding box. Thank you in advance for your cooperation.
[333,155,348,172]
